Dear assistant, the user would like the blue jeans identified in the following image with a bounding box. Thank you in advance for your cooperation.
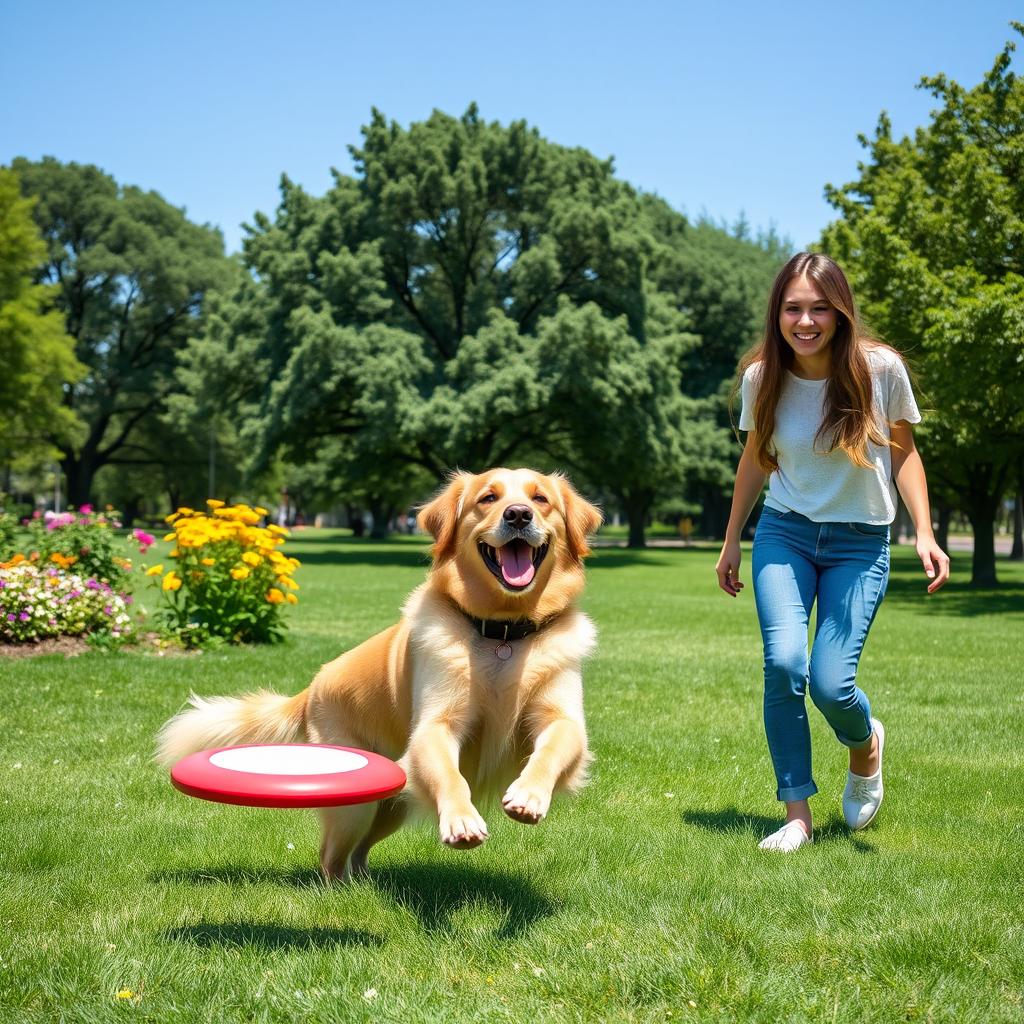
[751,506,889,802]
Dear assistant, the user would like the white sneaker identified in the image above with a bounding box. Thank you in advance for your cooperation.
[843,717,885,830]
[758,820,812,852]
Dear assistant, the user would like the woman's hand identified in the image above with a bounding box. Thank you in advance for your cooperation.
[917,534,950,593]
[716,540,744,597]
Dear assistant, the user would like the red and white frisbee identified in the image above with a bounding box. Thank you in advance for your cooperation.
[170,744,406,808]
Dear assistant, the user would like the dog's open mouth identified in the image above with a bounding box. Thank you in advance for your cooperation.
[479,540,549,590]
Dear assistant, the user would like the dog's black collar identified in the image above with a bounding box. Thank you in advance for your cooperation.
[465,615,539,641]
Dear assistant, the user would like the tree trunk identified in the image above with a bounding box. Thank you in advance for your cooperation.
[699,484,730,540]
[893,496,909,544]
[962,460,1011,587]
[368,499,392,539]
[967,510,998,587]
[935,503,951,558]
[62,453,97,508]
[120,494,144,530]
[622,491,653,548]
[1011,478,1023,562]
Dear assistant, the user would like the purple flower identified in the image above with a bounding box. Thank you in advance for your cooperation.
[6,614,14,622]
[103,606,112,615]
[86,580,101,591]
[69,589,81,598]
[18,612,29,622]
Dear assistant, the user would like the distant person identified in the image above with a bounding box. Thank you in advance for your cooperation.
[715,252,949,852]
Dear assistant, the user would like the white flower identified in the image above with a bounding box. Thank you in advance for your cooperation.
[363,988,378,1001]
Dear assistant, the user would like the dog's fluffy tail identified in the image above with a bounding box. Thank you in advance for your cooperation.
[155,689,308,767]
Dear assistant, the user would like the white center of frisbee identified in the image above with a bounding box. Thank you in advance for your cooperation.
[209,746,369,776]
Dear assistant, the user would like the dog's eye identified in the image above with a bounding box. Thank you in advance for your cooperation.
[479,493,497,504]
[533,494,549,505]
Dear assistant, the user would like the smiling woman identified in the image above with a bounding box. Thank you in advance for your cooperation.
[716,251,950,853]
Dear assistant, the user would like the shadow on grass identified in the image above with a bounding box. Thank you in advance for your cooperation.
[294,548,431,569]
[164,921,382,949]
[588,546,711,571]
[151,860,556,939]
[370,861,558,939]
[681,807,875,852]
[882,571,1024,617]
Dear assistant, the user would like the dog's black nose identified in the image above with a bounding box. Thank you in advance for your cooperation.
[503,504,533,529]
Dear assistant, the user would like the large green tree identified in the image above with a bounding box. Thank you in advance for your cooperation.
[177,106,780,543]
[11,158,231,506]
[0,167,82,474]
[822,25,1024,585]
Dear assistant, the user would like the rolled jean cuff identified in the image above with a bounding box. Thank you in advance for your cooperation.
[837,724,874,750]
[777,779,818,802]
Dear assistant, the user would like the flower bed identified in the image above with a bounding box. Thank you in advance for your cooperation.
[0,561,134,643]
[24,505,136,590]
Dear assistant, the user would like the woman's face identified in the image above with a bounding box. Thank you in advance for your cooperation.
[778,274,838,363]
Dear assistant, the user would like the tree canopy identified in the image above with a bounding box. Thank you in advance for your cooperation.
[11,158,231,507]
[174,105,782,541]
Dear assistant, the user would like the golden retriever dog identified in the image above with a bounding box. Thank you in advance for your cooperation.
[156,468,602,881]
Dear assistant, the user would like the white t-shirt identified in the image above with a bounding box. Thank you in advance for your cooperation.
[739,347,921,525]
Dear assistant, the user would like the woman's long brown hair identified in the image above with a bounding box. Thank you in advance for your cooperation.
[735,252,897,473]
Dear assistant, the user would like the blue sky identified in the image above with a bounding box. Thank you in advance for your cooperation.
[2,1,1019,254]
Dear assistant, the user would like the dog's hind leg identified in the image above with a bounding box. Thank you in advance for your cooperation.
[350,797,409,879]
[318,803,377,883]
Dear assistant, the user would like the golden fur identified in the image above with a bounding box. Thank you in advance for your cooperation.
[156,468,602,881]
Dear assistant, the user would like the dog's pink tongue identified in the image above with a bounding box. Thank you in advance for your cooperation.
[498,540,535,587]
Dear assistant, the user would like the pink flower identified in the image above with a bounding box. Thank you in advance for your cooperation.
[79,504,93,515]
[133,529,155,553]
[44,512,75,530]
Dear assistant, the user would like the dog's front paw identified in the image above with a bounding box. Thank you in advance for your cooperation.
[439,806,489,848]
[501,780,551,825]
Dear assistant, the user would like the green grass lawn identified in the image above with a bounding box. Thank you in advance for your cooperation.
[1,532,1022,1023]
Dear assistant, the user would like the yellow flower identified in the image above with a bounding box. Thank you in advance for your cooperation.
[254,506,268,516]
[268,525,290,537]
[265,588,285,604]
[285,593,298,605]
[230,566,250,581]
[206,499,225,509]
[201,557,215,566]
[162,572,182,591]
[49,552,77,568]
[277,575,298,590]
[164,512,180,524]
[116,989,134,1000]
[163,532,176,542]
[242,552,262,567]
[146,564,164,577]
[169,548,180,558]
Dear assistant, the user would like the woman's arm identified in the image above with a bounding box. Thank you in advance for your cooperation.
[716,432,768,597]
[890,420,950,593]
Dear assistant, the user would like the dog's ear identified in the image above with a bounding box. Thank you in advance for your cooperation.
[418,472,472,561]
[554,475,603,561]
